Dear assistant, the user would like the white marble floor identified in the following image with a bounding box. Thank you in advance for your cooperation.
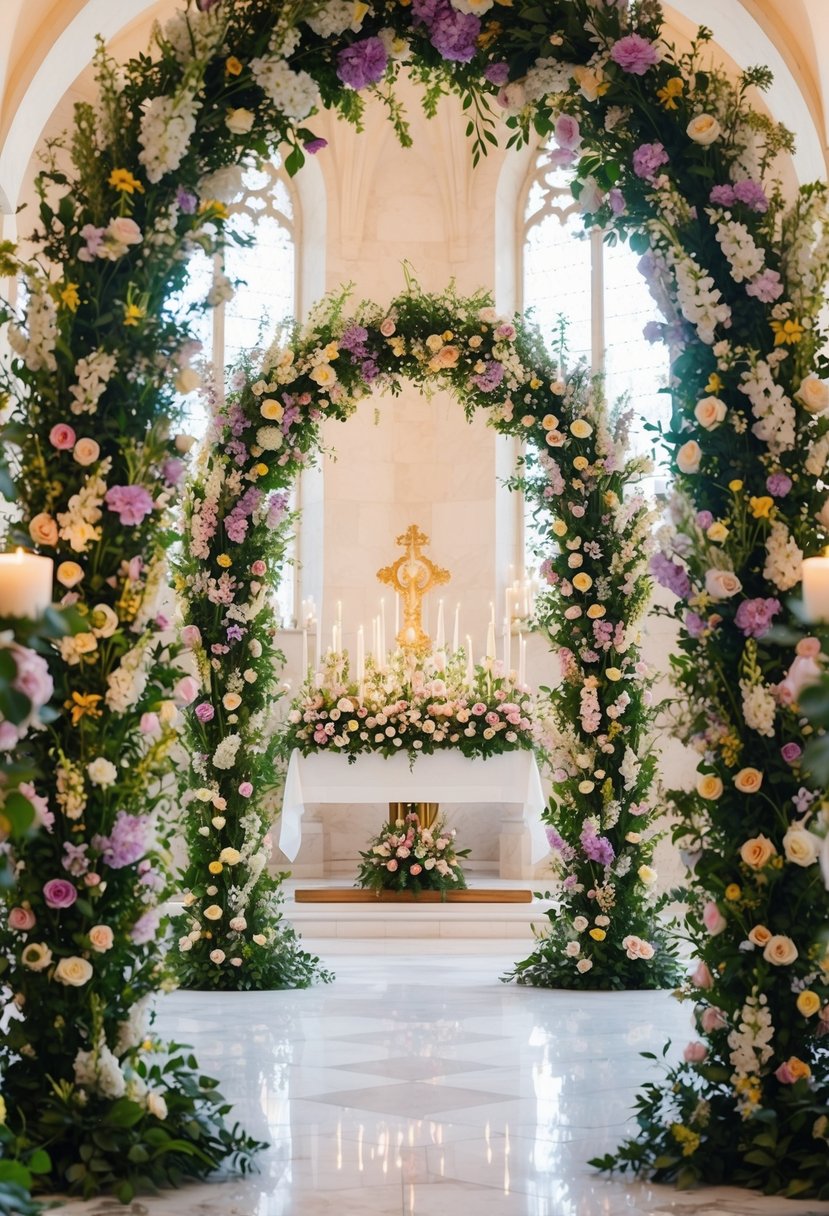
[54,949,829,1216]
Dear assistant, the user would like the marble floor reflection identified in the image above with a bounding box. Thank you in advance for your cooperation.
[54,950,829,1215]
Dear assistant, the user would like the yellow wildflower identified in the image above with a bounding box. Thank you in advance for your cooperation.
[199,199,228,221]
[216,554,232,568]
[749,495,774,519]
[770,317,804,346]
[705,371,723,393]
[442,330,453,341]
[61,282,80,312]
[225,56,243,76]
[529,377,542,390]
[724,883,741,901]
[255,463,268,476]
[108,168,144,194]
[670,1123,700,1157]
[208,861,224,875]
[589,928,606,941]
[66,692,104,726]
[123,301,145,327]
[729,479,743,492]
[656,77,684,110]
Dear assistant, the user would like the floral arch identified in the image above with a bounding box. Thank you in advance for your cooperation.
[0,0,827,1204]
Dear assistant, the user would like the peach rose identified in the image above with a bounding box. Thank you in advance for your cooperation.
[694,396,727,429]
[428,345,460,372]
[705,568,742,599]
[740,833,776,868]
[88,924,114,952]
[734,767,763,794]
[748,924,772,948]
[57,561,84,587]
[54,956,93,986]
[696,774,723,800]
[687,113,722,145]
[29,513,58,547]
[763,934,798,966]
[676,439,702,474]
[795,374,829,415]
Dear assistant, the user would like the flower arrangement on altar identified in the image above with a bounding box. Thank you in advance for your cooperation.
[282,647,538,764]
[356,812,469,896]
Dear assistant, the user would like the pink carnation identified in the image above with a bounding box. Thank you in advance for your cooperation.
[610,33,660,75]
[683,1041,709,1063]
[106,484,155,526]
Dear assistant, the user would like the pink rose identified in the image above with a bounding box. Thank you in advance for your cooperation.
[49,423,76,450]
[796,636,821,659]
[410,864,423,876]
[84,872,101,887]
[43,878,78,909]
[8,906,36,932]
[690,961,713,990]
[554,113,581,151]
[181,625,202,649]
[683,1041,708,1063]
[702,900,727,936]
[471,703,486,716]
[251,560,267,576]
[700,1006,727,1033]
[174,676,199,706]
[386,859,398,872]
[140,712,159,734]
[238,781,253,797]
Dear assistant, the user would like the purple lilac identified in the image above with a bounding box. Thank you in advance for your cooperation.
[734,596,781,639]
[267,491,290,529]
[412,0,480,62]
[62,842,90,877]
[93,811,151,869]
[340,324,370,356]
[710,184,736,207]
[610,33,660,75]
[546,826,577,862]
[685,611,706,639]
[766,472,792,497]
[632,141,668,182]
[176,187,198,214]
[650,552,691,599]
[361,358,380,382]
[336,37,388,90]
[105,484,155,526]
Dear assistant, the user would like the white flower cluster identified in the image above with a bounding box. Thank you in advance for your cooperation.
[74,1035,126,1100]
[805,433,829,477]
[781,186,829,315]
[619,746,641,791]
[763,521,803,592]
[213,732,242,770]
[106,642,149,714]
[114,995,151,1056]
[56,458,110,554]
[739,359,796,454]
[727,990,774,1118]
[250,56,319,120]
[740,679,777,738]
[138,89,199,184]
[8,286,57,372]
[305,1,360,37]
[162,8,226,64]
[672,250,732,345]
[69,348,117,415]
[714,216,765,284]
[525,56,576,103]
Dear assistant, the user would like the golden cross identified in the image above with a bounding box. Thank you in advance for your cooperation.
[377,524,450,653]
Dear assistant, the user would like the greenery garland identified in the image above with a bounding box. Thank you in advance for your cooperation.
[501,373,680,990]
[0,0,826,1201]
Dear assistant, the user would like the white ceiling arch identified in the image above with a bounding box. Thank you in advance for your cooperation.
[0,0,825,217]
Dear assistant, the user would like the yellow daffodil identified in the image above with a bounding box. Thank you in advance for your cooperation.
[770,317,804,346]
[123,301,146,327]
[60,282,80,312]
[66,692,104,726]
[749,495,774,519]
[108,168,144,194]
[225,56,243,76]
[656,77,684,109]
[705,371,723,393]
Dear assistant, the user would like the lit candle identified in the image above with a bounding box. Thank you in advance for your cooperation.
[489,600,495,625]
[356,624,365,682]
[332,624,338,655]
[803,550,829,622]
[465,634,474,686]
[486,618,496,660]
[302,628,308,677]
[519,635,527,686]
[337,599,343,632]
[0,550,53,618]
[503,616,511,674]
[436,599,445,651]
[372,616,379,663]
[380,598,386,659]
[453,602,460,654]
[314,618,321,674]
[505,585,512,625]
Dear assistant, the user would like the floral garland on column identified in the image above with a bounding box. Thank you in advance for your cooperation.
[1,0,827,1199]
[501,373,680,990]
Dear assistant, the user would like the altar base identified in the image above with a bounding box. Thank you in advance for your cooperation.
[295,887,531,903]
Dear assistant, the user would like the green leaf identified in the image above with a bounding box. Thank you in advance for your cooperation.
[107,1098,145,1128]
[26,1148,51,1175]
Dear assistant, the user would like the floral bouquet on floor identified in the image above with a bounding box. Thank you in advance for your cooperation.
[356,812,470,896]
[282,646,539,763]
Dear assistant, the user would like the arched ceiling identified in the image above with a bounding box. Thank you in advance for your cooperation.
[1,0,827,215]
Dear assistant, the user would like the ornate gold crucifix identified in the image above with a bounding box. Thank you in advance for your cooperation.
[377,524,450,653]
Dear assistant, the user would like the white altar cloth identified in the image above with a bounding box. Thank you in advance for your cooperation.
[279,748,549,864]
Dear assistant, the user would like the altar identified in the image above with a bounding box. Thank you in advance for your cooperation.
[278,748,550,881]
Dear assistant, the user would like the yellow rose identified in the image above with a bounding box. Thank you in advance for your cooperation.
[570,419,593,439]
[706,522,729,543]
[589,928,606,941]
[57,561,84,588]
[748,924,772,948]
[208,861,223,875]
[223,692,242,711]
[734,767,763,794]
[729,479,743,492]
[541,414,559,430]
[552,520,567,537]
[605,667,622,682]
[572,573,593,592]
[54,956,94,987]
[724,883,741,901]
[781,1055,811,1081]
[219,847,241,865]
[204,905,223,921]
[740,834,776,868]
[587,604,606,619]
[260,398,284,421]
[638,865,657,885]
[696,774,723,800]
[348,719,359,731]
[573,456,589,471]
[309,363,337,387]
[217,554,232,568]
[797,990,821,1017]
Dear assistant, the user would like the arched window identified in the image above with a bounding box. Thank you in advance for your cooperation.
[521,151,671,564]
[172,158,298,625]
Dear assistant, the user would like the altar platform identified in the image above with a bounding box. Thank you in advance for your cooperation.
[281,873,557,952]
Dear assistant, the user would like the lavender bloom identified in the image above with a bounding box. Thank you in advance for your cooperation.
[709,184,736,207]
[361,358,380,382]
[105,484,155,526]
[642,320,665,343]
[733,178,769,212]
[546,826,577,862]
[608,188,626,215]
[340,324,370,357]
[610,33,660,75]
[412,0,480,62]
[93,811,151,869]
[650,552,691,599]
[766,472,792,497]
[472,360,505,392]
[734,597,781,638]
[62,842,90,877]
[226,624,245,643]
[267,491,290,529]
[746,269,783,302]
[632,141,668,182]
[696,510,714,531]
[176,187,198,214]
[793,786,817,815]
[484,62,510,86]
[130,908,160,945]
[685,611,706,639]
[162,457,184,485]
[337,37,388,90]
[580,823,615,866]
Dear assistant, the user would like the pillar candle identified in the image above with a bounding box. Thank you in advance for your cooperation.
[0,550,53,618]
[314,620,321,674]
[380,598,386,659]
[802,552,829,623]
[302,628,308,677]
[466,634,474,686]
[435,600,445,651]
[453,602,460,653]
[356,625,365,681]
[486,618,496,660]
[332,624,338,655]
[503,616,511,674]
[519,635,527,686]
[395,593,400,639]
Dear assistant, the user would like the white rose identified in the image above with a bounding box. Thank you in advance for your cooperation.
[762,934,798,966]
[209,948,226,964]
[87,757,118,787]
[225,107,255,135]
[54,956,94,986]
[573,916,589,932]
[796,374,829,415]
[178,936,193,952]
[146,1091,168,1120]
[676,440,702,474]
[705,568,742,599]
[694,396,727,430]
[576,958,593,974]
[783,828,820,867]
[687,113,722,145]
[565,941,581,957]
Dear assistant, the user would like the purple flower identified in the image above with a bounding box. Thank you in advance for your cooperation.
[650,552,691,599]
[709,184,736,207]
[130,908,160,944]
[766,472,792,498]
[195,702,215,723]
[412,0,480,63]
[162,457,184,486]
[361,358,380,382]
[176,187,198,214]
[226,624,245,643]
[472,361,505,392]
[734,596,781,639]
[632,141,669,182]
[267,491,290,529]
[610,33,660,75]
[336,37,388,90]
[580,823,615,866]
[340,324,369,357]
[62,842,90,877]
[608,188,626,215]
[781,742,802,764]
[304,137,328,155]
[733,178,768,212]
[106,484,155,526]
[77,223,105,262]
[554,114,581,151]
[642,320,665,344]
[793,786,817,815]
[549,147,577,169]
[484,62,510,86]
[746,269,783,302]
[696,509,714,531]
[93,811,151,869]
[685,611,706,639]
[43,878,78,909]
